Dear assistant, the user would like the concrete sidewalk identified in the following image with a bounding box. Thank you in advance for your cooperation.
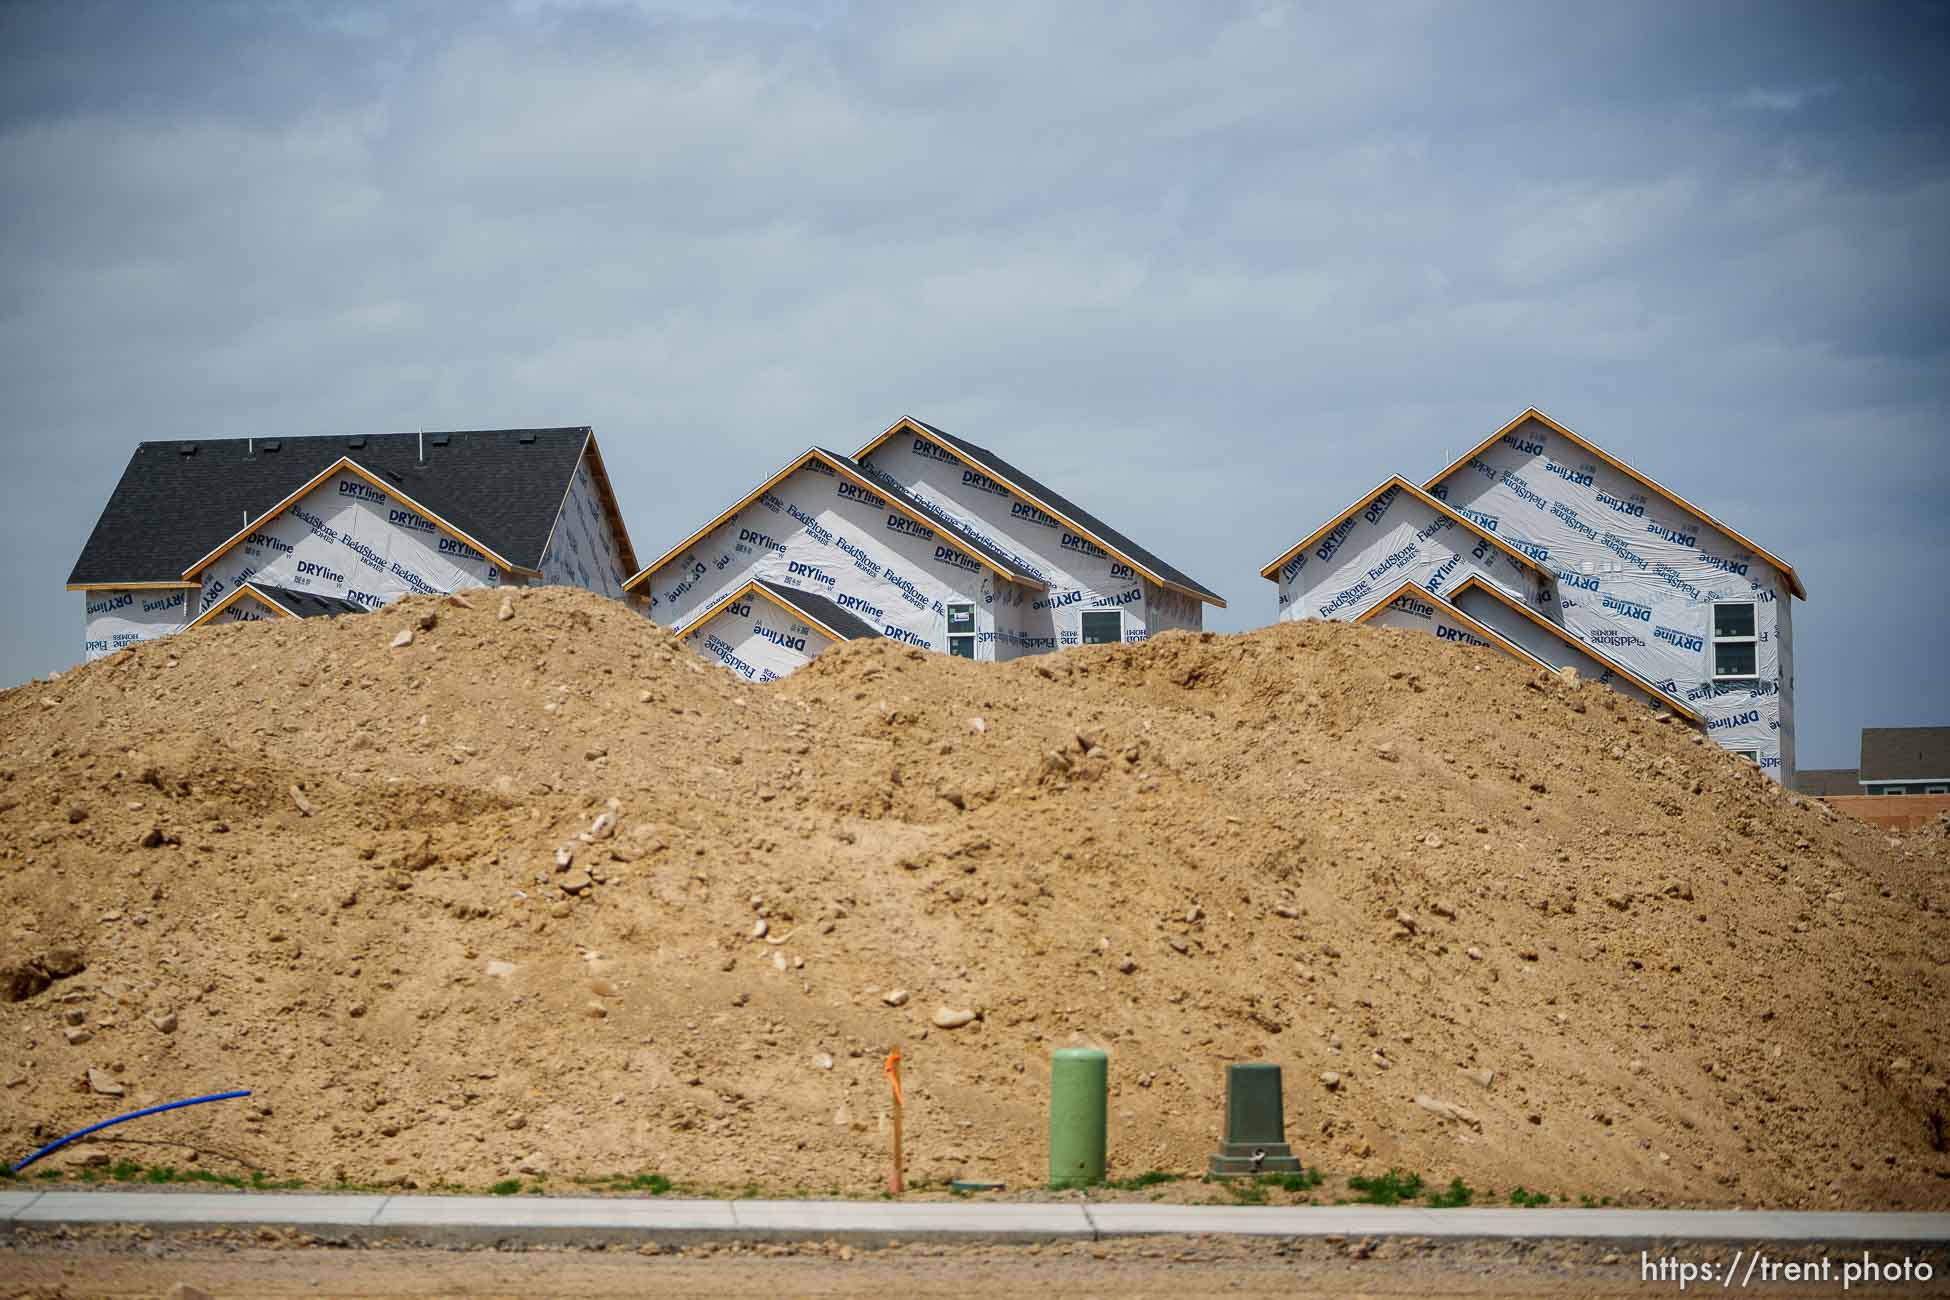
[2,1190,1946,1248]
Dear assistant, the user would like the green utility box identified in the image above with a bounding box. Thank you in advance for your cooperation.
[1048,1047,1108,1187]
[1208,1062,1303,1177]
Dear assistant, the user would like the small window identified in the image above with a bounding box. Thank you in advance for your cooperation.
[1925,785,1948,795]
[1731,750,1759,764]
[946,603,975,659]
[1711,602,1757,681]
[1081,609,1123,646]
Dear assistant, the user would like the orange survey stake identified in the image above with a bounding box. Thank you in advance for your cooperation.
[884,1045,905,1194]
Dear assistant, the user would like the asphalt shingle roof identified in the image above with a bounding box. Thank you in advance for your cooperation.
[754,579,883,641]
[905,419,1224,604]
[243,582,371,620]
[1859,727,1950,783]
[68,428,594,586]
[1791,768,1861,797]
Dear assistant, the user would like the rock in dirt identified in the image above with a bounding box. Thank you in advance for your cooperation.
[883,989,910,1007]
[87,1067,124,1096]
[3,963,51,1003]
[931,1007,978,1029]
[166,1283,213,1300]
[390,628,414,649]
[497,596,515,621]
[63,1026,93,1045]
[1320,1071,1342,1091]
[148,1009,178,1034]
[1415,1094,1481,1128]
[289,785,316,817]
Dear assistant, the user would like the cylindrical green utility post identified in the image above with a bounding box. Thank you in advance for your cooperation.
[1049,1047,1109,1187]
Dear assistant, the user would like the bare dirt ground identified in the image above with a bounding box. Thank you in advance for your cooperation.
[6,1231,1947,1299]
[2,587,1946,1209]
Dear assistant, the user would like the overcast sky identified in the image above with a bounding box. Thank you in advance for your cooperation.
[2,0,1945,767]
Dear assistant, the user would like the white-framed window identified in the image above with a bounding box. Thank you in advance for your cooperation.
[1926,784,1949,795]
[1710,602,1758,681]
[946,603,976,659]
[1080,609,1123,646]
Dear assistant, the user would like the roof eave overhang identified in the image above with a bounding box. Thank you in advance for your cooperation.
[856,417,1226,609]
[1351,579,1554,670]
[1424,407,1805,600]
[1449,574,1705,725]
[67,580,201,591]
[680,578,856,645]
[184,583,295,631]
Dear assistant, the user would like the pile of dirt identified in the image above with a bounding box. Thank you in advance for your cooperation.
[1,587,1945,1208]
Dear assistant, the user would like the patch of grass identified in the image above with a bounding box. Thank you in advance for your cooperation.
[1576,1193,1615,1208]
[1224,1179,1267,1204]
[108,1159,144,1182]
[0,1165,15,1181]
[36,1169,65,1181]
[1427,1177,1474,1208]
[1507,1186,1551,1207]
[1265,1168,1325,1193]
[1347,1169,1424,1206]
[245,1169,306,1190]
[488,1179,523,1196]
[1105,1170,1184,1191]
[614,1173,672,1195]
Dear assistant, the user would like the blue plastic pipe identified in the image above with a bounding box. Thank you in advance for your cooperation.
[10,1090,252,1173]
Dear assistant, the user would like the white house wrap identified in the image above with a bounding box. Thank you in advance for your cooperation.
[628,418,1225,676]
[1264,408,1803,782]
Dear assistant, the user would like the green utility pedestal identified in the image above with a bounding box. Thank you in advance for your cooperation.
[1048,1047,1108,1187]
[1208,1062,1303,1177]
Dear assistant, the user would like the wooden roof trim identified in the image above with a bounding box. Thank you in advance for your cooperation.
[623,447,1046,595]
[184,583,292,631]
[855,417,1226,609]
[1259,475,1547,582]
[1424,407,1806,600]
[679,578,848,646]
[1450,574,1705,725]
[1351,579,1553,669]
[67,580,200,592]
[181,456,526,580]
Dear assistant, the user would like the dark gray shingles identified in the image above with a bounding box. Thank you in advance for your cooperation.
[243,582,372,620]
[68,428,592,585]
[753,579,883,641]
[1791,768,1861,796]
[1859,727,1950,782]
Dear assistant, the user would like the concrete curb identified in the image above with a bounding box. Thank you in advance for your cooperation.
[2,1190,1946,1249]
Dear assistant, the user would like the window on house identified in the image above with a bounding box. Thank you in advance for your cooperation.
[1080,610,1123,645]
[1731,750,1759,764]
[1710,602,1758,681]
[1926,785,1949,795]
[946,603,975,659]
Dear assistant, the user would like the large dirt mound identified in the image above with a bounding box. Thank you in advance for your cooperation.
[2,587,1945,1208]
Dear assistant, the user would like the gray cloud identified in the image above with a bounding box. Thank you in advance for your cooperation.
[2,0,1945,765]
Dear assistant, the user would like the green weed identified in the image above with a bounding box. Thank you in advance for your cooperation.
[488,1179,523,1196]
[1507,1186,1551,1207]
[1105,1170,1184,1191]
[1347,1169,1424,1205]
[1427,1177,1474,1208]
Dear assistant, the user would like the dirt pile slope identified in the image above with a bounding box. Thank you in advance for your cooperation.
[1,587,1945,1207]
